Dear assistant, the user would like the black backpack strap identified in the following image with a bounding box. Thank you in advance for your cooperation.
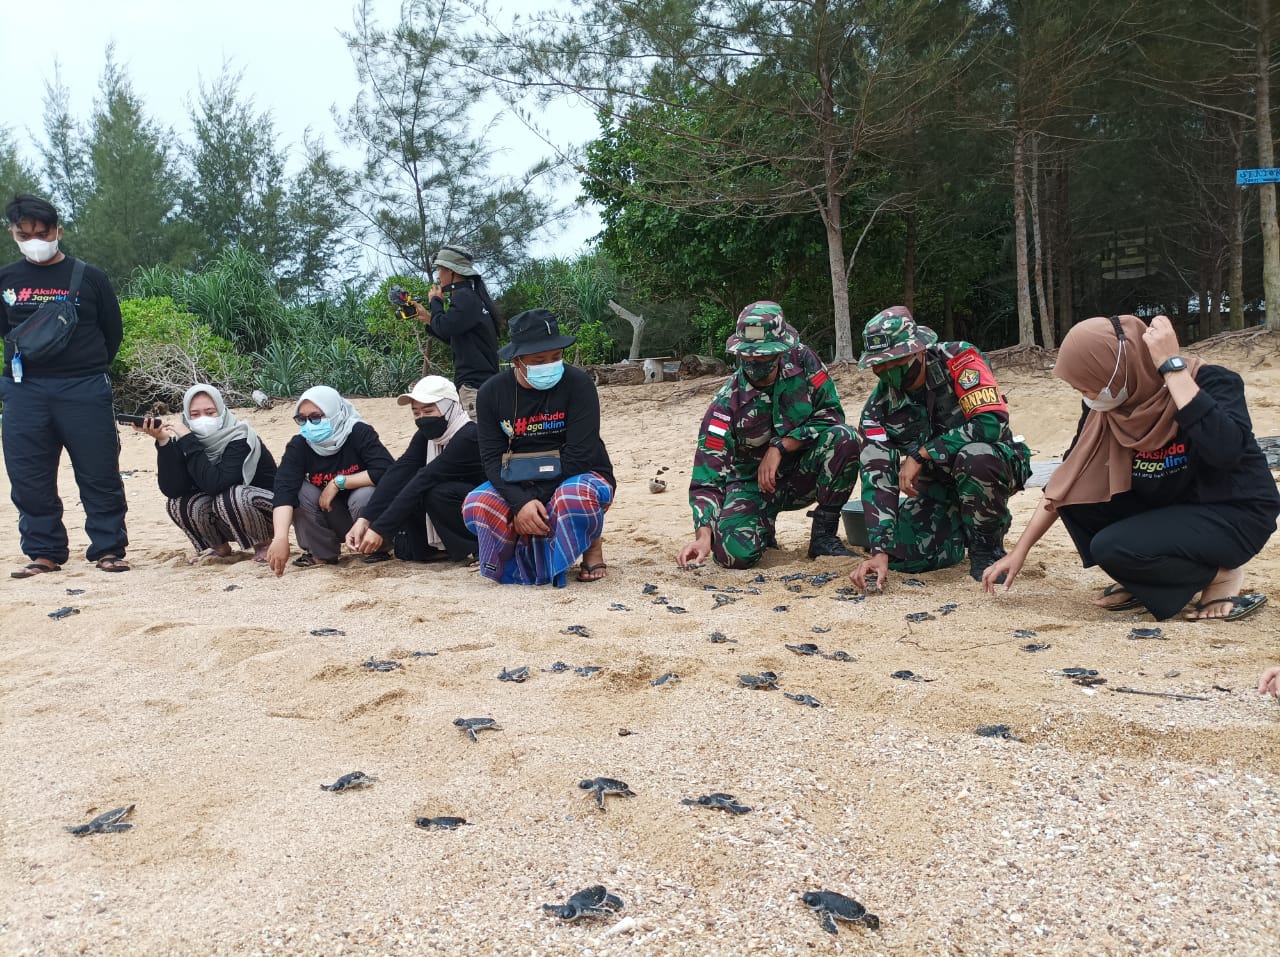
[66,257,87,306]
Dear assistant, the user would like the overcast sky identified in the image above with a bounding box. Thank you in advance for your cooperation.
[0,0,601,261]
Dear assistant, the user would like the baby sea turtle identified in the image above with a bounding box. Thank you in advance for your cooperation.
[542,884,625,921]
[574,665,602,677]
[223,584,239,591]
[1056,667,1098,678]
[65,588,85,596]
[561,625,591,638]
[608,602,631,612]
[681,792,751,814]
[48,606,80,620]
[809,572,839,586]
[802,890,880,936]
[650,672,680,687]
[414,816,472,830]
[891,669,934,682]
[785,642,823,656]
[642,583,659,595]
[708,631,737,644]
[1020,643,1051,652]
[668,605,687,614]
[785,583,803,593]
[362,658,402,672]
[772,605,789,613]
[739,671,779,690]
[65,804,134,836]
[498,665,530,683]
[1128,627,1166,640]
[320,771,377,792]
[543,661,571,673]
[410,650,438,657]
[784,692,822,708]
[713,594,738,607]
[905,611,935,623]
[652,596,670,605]
[578,777,636,811]
[454,717,502,742]
[1012,628,1038,639]
[903,578,926,588]
[812,626,831,634]
[976,724,1023,741]
[936,603,958,615]
[823,650,856,662]
[310,628,345,637]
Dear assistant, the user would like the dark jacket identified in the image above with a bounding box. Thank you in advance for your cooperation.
[156,433,277,498]
[361,423,485,537]
[272,422,394,508]
[0,255,122,378]
[427,281,499,389]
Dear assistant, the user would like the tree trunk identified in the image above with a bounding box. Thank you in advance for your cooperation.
[607,300,646,361]
[1055,159,1074,338]
[1209,256,1224,336]
[1029,133,1055,347]
[1257,0,1280,331]
[1012,125,1035,346]
[904,204,917,312]
[825,194,854,362]
[1231,155,1246,330]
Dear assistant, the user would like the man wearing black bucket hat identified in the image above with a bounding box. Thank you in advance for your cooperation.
[850,306,1030,589]
[462,308,615,587]
[411,244,501,417]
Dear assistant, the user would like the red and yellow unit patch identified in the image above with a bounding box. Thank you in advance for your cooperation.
[947,348,1006,418]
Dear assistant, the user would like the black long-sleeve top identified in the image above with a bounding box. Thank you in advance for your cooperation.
[475,365,615,512]
[426,281,499,389]
[360,422,486,537]
[0,255,122,378]
[1065,364,1280,514]
[271,422,395,508]
[156,433,278,498]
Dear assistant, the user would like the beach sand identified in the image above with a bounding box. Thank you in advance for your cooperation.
[2,334,1278,956]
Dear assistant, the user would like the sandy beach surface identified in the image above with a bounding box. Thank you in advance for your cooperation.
[2,334,1278,957]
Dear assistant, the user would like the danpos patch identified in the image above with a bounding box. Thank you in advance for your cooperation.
[947,348,1006,418]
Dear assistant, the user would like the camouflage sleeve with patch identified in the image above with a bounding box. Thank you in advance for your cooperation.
[688,389,736,529]
[924,344,1009,463]
[857,389,901,553]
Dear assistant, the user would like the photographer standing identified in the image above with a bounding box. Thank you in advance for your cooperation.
[412,244,500,417]
[0,194,129,577]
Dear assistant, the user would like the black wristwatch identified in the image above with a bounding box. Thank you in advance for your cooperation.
[908,447,929,465]
[1158,356,1188,376]
[769,436,788,453]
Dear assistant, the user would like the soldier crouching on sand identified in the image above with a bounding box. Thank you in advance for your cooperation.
[849,306,1030,589]
[677,301,862,570]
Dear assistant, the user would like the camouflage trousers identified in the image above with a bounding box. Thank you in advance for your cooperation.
[861,441,1028,573]
[710,424,862,569]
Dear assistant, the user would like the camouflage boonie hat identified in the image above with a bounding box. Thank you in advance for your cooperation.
[725,301,796,357]
[857,306,938,369]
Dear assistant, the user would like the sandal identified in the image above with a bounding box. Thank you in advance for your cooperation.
[10,560,61,579]
[1098,583,1143,612]
[361,551,392,565]
[577,562,608,582]
[1186,593,1268,622]
[292,552,338,568]
[95,556,130,573]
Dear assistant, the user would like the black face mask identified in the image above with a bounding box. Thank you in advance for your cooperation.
[740,358,778,387]
[415,415,448,439]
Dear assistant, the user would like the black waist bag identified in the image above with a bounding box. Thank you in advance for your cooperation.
[5,258,86,362]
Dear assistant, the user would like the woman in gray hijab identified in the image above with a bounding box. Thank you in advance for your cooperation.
[136,384,277,564]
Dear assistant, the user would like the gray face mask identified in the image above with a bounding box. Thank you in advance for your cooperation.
[1082,338,1129,412]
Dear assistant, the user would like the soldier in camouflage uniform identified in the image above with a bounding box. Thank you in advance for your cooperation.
[849,306,1030,588]
[677,301,862,570]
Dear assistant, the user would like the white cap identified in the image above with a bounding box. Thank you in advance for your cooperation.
[396,375,460,406]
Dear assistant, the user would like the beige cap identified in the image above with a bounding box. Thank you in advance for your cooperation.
[396,375,460,406]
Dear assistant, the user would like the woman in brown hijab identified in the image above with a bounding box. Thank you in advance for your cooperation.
[981,314,1279,621]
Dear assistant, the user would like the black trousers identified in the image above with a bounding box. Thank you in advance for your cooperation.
[1057,493,1277,620]
[0,373,128,564]
[392,480,478,561]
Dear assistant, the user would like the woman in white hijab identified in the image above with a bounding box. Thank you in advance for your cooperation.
[136,384,277,564]
[346,376,485,562]
[265,386,395,576]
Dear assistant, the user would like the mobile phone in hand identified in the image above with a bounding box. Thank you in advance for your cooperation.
[116,414,157,428]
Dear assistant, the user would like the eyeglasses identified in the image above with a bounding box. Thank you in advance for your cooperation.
[294,412,327,425]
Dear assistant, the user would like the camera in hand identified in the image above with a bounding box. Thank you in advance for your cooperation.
[387,285,420,321]
[116,414,159,428]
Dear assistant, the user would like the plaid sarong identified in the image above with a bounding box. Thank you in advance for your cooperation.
[463,472,613,587]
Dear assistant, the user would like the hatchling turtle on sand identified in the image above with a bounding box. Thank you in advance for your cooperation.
[544,661,571,673]
[542,885,625,920]
[65,804,134,836]
[362,658,402,672]
[608,602,631,611]
[802,890,880,935]
[681,792,751,814]
[578,777,636,811]
[824,650,857,662]
[785,692,822,708]
[320,772,377,792]
[65,588,85,596]
[415,816,472,830]
[905,611,935,622]
[310,628,346,636]
[454,717,502,742]
[498,665,530,682]
[48,606,80,620]
[574,665,602,677]
[812,626,831,634]
[739,671,779,690]
[709,631,737,644]
[785,642,822,656]
[562,624,591,637]
[650,672,680,687]
[976,724,1023,741]
[642,583,659,595]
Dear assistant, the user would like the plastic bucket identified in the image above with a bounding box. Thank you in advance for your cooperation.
[840,500,870,550]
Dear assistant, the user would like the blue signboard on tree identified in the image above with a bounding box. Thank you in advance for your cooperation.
[1237,168,1280,185]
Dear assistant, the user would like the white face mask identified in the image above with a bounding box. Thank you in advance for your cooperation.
[17,237,59,263]
[1082,337,1129,412]
[188,416,221,436]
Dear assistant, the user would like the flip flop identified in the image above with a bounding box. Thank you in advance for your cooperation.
[361,551,392,565]
[10,561,61,579]
[1098,583,1143,612]
[95,556,130,573]
[577,562,608,582]
[292,552,338,568]
[1187,593,1268,622]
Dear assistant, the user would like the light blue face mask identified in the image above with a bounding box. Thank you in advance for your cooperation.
[522,359,565,390]
[300,418,334,443]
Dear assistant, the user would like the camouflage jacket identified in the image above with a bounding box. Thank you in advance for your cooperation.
[859,341,1024,550]
[689,344,844,528]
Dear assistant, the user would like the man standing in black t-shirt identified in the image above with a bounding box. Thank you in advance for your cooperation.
[0,194,129,577]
